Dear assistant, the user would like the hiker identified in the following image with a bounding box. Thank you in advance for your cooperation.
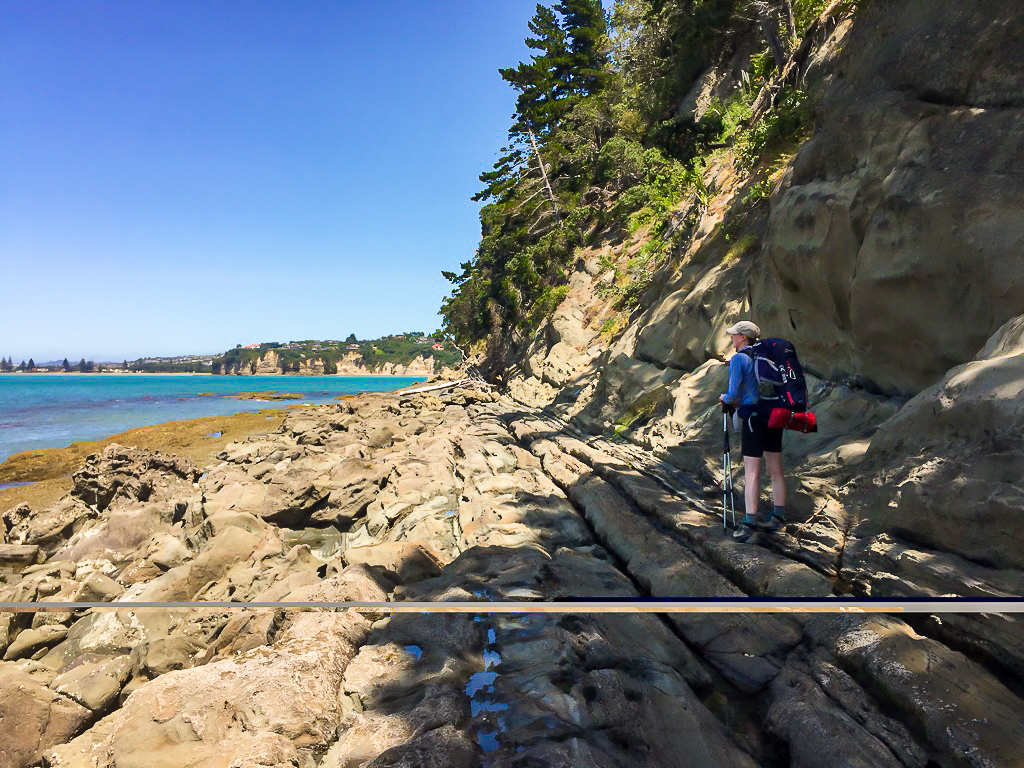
[719,320,787,542]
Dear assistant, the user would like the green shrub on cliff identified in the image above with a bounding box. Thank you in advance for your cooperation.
[736,87,813,167]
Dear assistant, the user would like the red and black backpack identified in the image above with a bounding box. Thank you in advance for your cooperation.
[738,338,817,432]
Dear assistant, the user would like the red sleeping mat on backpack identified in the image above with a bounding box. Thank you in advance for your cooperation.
[767,408,818,433]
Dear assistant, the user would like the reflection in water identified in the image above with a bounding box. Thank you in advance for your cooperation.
[471,699,510,717]
[403,644,423,661]
[470,616,513,761]
[483,649,501,670]
[477,728,500,752]
[466,670,498,697]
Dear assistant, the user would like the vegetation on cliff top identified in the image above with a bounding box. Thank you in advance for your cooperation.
[440,0,827,375]
[212,333,462,375]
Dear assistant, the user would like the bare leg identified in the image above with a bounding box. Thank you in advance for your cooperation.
[764,451,787,509]
[743,455,762,522]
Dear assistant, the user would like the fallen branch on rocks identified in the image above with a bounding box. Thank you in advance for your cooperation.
[396,377,491,396]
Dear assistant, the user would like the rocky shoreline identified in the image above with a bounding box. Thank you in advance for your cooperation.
[2,387,1022,767]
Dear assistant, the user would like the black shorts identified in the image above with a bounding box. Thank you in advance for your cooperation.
[740,412,783,458]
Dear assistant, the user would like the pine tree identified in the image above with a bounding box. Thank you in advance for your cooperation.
[555,0,609,101]
[472,6,570,210]
[499,5,569,138]
[477,1,611,209]
[442,1,612,363]
[18,360,26,371]
[62,358,71,372]
[27,358,35,371]
[78,358,88,372]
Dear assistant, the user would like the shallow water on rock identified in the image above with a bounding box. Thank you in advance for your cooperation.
[466,670,498,697]
[403,644,423,661]
[468,613,512,758]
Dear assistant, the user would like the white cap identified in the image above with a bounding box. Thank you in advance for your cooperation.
[725,320,761,338]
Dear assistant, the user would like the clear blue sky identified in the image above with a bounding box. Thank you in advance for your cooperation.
[0,1,547,361]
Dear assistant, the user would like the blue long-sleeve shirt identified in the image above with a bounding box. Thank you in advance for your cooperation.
[723,352,758,412]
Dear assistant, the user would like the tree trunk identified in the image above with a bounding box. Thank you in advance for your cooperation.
[526,127,563,228]
[782,0,797,40]
[752,1,788,70]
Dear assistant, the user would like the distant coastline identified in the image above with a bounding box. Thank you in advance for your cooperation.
[0,371,209,376]
[0,371,425,377]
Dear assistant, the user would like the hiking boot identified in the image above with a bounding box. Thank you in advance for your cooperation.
[732,522,757,543]
[761,513,787,533]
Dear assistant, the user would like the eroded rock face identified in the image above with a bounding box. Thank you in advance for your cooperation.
[757,0,1024,394]
[832,315,1024,571]
[71,444,201,513]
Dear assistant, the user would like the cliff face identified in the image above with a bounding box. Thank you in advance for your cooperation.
[503,0,1024,583]
[227,349,445,377]
[758,0,1024,393]
[512,0,1024,399]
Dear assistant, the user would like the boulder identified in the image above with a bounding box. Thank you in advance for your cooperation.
[129,525,261,602]
[130,636,207,677]
[2,502,32,537]
[4,624,68,661]
[0,543,40,570]
[5,497,95,550]
[342,541,444,583]
[0,663,91,768]
[51,654,132,712]
[71,572,125,602]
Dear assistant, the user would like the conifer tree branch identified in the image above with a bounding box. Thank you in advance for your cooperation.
[527,126,563,228]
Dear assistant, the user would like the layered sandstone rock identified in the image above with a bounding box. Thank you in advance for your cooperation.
[2,385,1020,767]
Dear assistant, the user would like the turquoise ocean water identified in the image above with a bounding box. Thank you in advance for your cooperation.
[0,374,424,465]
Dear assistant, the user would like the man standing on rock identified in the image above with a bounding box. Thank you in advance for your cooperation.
[719,320,787,542]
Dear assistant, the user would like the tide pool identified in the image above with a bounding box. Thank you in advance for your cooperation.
[0,374,424,463]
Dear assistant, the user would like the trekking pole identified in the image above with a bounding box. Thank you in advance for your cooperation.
[722,405,736,530]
